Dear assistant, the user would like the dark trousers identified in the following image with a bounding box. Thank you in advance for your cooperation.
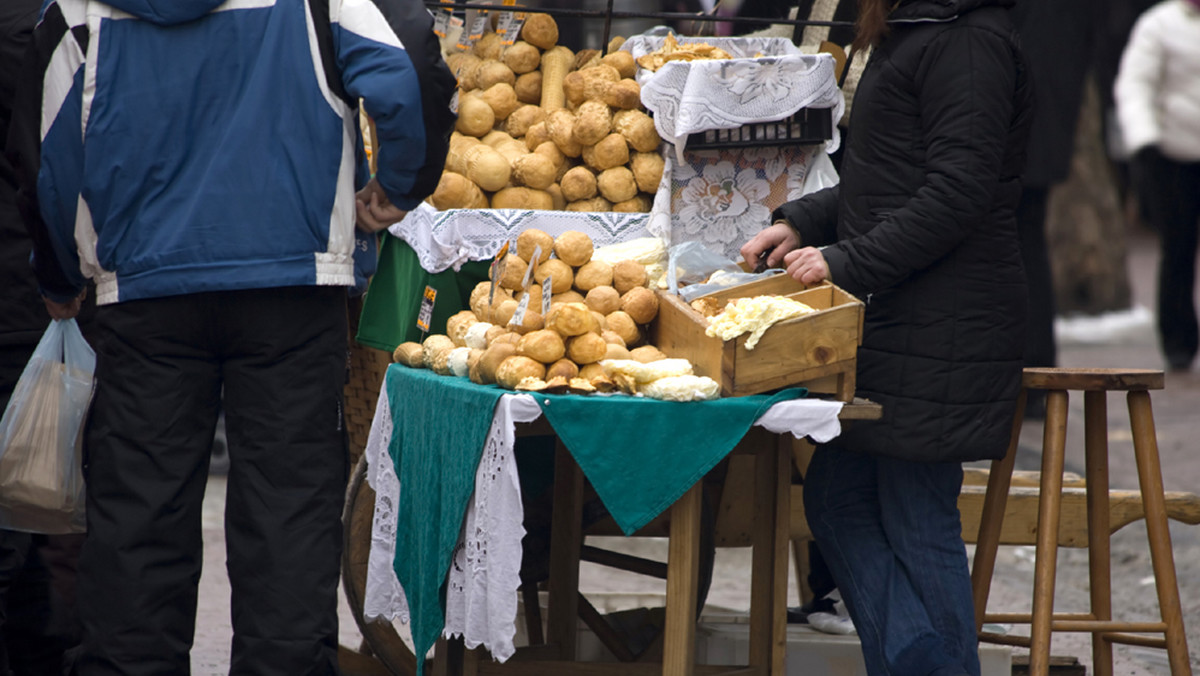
[76,287,349,676]
[1137,150,1200,367]
[1016,186,1058,369]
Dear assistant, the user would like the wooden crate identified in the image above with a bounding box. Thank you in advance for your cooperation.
[650,279,863,401]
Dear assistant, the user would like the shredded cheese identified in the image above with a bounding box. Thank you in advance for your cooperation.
[705,295,816,349]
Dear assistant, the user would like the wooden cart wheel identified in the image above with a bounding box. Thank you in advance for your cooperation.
[342,454,718,672]
[343,454,419,676]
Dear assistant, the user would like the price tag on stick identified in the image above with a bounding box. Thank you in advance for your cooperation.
[433,0,455,39]
[416,285,438,339]
[487,241,511,321]
[495,0,527,47]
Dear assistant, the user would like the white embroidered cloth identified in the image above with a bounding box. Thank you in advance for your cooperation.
[623,35,844,161]
[362,384,843,662]
[386,204,661,274]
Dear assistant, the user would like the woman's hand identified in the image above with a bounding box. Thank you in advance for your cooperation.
[355,178,408,233]
[783,246,830,286]
[740,221,800,272]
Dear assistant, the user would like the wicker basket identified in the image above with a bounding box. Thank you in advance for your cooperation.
[344,296,392,468]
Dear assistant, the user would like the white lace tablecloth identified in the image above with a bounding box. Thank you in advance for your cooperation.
[386,204,662,274]
[623,35,844,161]
[361,384,844,662]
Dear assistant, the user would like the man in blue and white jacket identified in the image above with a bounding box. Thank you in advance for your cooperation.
[4,0,455,672]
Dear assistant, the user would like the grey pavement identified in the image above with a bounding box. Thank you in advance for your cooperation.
[192,224,1200,674]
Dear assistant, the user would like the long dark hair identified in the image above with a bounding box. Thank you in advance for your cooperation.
[853,0,892,51]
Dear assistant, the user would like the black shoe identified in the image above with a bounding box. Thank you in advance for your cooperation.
[786,592,838,624]
[1166,352,1193,372]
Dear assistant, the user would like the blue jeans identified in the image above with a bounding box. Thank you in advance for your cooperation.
[804,445,980,676]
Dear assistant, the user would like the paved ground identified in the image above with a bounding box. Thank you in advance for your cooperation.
[193,225,1200,674]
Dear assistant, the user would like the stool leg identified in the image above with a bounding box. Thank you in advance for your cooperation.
[972,388,1026,632]
[1082,391,1113,676]
[1030,389,1069,676]
[1127,390,1193,675]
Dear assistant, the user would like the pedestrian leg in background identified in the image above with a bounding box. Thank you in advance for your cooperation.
[76,296,224,675]
[1138,150,1200,371]
[220,287,348,676]
[1016,186,1057,418]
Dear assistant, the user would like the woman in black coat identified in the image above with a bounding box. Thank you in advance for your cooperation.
[742,0,1033,673]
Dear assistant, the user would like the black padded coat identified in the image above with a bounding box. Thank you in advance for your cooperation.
[775,0,1034,463]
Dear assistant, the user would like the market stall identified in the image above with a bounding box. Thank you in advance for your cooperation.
[342,5,859,674]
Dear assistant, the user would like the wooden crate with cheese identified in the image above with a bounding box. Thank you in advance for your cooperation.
[650,276,863,401]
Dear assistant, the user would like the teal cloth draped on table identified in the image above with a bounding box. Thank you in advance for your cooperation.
[384,365,806,674]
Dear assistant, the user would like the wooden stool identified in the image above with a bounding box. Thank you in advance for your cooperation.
[970,368,1192,676]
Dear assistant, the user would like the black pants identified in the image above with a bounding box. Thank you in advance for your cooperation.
[76,287,348,676]
[1016,186,1058,370]
[1137,150,1200,368]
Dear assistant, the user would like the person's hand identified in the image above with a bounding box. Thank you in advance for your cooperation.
[783,246,830,286]
[44,288,85,320]
[355,178,408,233]
[740,221,800,272]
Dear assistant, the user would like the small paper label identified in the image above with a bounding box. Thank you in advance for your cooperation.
[511,292,530,328]
[541,277,553,317]
[416,285,437,334]
[487,241,511,320]
[521,245,541,288]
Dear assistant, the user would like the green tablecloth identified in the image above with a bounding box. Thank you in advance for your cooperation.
[383,365,806,674]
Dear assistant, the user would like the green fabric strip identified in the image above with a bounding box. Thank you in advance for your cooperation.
[534,387,806,535]
[385,365,504,676]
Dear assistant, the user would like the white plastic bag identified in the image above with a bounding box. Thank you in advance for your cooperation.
[0,319,95,534]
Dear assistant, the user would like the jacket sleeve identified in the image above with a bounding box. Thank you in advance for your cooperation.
[771,185,840,247]
[1113,7,1164,155]
[331,0,455,210]
[822,25,1019,295]
[4,1,88,303]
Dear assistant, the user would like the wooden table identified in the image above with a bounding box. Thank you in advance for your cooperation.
[434,399,882,676]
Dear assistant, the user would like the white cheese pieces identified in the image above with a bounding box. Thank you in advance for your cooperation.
[704,295,816,349]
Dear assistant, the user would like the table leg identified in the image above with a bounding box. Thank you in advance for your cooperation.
[749,429,780,671]
[662,482,702,676]
[546,440,583,661]
[1083,391,1113,676]
[771,436,791,675]
[1127,391,1192,675]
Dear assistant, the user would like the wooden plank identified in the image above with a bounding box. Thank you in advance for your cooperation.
[747,433,778,669]
[662,482,702,676]
[478,662,761,675]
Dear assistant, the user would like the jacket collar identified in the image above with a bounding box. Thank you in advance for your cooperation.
[890,0,1014,23]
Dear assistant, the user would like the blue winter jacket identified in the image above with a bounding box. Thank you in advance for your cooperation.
[6,0,454,305]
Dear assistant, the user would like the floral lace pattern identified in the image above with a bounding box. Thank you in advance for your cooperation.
[386,204,656,274]
[624,35,844,158]
[657,145,831,264]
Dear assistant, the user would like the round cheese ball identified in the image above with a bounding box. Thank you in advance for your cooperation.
[516,228,555,265]
[546,358,580,381]
[574,260,613,292]
[566,332,608,365]
[496,355,547,390]
[547,302,595,337]
[605,310,641,347]
[585,285,621,315]
[534,259,574,294]
[620,286,659,325]
[612,260,648,294]
[517,329,566,364]
[553,230,594,267]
